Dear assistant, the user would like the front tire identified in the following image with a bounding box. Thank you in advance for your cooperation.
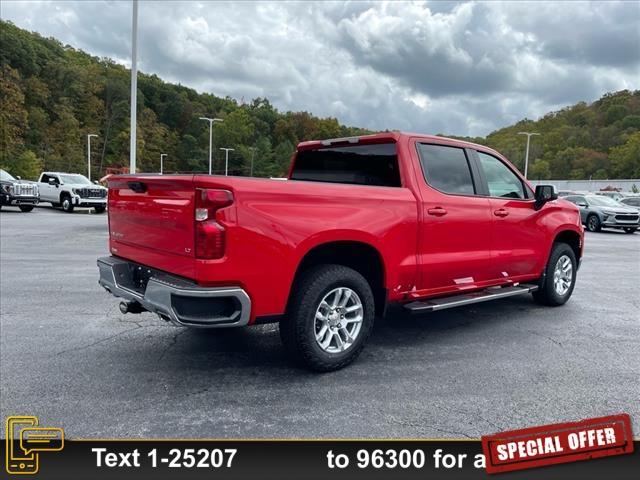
[586,214,601,232]
[94,206,106,214]
[623,227,637,234]
[19,205,34,212]
[61,196,74,213]
[533,243,577,306]
[280,264,375,372]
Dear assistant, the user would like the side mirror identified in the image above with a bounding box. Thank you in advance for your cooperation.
[16,175,21,180]
[534,184,558,210]
[94,180,100,185]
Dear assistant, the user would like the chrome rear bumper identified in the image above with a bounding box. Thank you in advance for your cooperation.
[97,256,251,328]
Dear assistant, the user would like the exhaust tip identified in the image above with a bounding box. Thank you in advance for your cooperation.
[119,300,144,314]
[119,301,130,314]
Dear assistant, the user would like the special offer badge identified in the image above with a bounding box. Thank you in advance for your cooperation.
[481,413,634,474]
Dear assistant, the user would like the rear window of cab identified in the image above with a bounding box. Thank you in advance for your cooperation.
[291,143,401,187]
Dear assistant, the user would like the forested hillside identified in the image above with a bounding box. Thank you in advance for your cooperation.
[459,90,640,180]
[1,20,639,181]
[0,20,369,180]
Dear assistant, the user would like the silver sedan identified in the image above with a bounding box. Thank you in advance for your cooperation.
[565,194,639,233]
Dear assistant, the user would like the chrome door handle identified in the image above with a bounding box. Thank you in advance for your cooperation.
[427,207,448,217]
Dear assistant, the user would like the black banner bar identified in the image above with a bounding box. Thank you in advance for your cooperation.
[2,440,638,479]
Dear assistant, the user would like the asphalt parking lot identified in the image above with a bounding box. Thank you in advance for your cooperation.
[1,206,639,439]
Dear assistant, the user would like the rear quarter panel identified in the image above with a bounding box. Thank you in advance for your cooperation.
[192,176,419,319]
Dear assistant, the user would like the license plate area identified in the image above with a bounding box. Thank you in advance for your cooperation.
[130,264,154,294]
[112,262,154,296]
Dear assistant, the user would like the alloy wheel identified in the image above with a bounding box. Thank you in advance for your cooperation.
[314,287,363,353]
[553,254,573,296]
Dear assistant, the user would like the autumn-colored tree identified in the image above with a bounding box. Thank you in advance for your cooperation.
[0,65,28,163]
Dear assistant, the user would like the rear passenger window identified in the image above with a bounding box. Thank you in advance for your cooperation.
[477,152,526,199]
[417,144,475,195]
[291,143,400,187]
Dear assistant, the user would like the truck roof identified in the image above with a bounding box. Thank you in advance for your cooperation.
[296,131,492,154]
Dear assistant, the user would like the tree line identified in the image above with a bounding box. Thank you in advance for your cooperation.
[1,20,638,181]
[0,20,369,180]
[454,91,640,180]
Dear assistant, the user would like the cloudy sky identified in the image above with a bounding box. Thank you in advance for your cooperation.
[2,1,639,136]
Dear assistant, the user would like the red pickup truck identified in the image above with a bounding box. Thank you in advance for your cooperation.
[98,132,583,371]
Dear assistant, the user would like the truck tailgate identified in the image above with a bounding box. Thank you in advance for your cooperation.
[108,175,196,258]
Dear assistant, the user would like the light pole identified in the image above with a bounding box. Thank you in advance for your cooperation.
[249,147,256,177]
[517,131,540,179]
[87,134,98,181]
[220,148,235,176]
[160,153,167,175]
[130,0,138,174]
[199,117,223,174]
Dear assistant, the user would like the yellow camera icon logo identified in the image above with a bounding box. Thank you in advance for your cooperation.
[5,416,64,475]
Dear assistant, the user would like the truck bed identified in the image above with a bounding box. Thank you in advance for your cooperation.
[107,174,419,320]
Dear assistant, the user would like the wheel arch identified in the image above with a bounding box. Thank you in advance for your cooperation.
[585,211,601,225]
[289,240,387,317]
[59,190,71,202]
[553,229,582,265]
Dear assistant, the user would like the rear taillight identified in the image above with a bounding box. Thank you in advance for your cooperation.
[195,188,233,259]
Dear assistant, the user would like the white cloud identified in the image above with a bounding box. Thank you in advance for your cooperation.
[2,0,638,136]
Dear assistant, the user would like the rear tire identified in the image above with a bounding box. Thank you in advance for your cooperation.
[532,243,577,306]
[19,205,34,212]
[280,264,375,372]
[623,227,637,234]
[586,214,601,232]
[61,195,74,213]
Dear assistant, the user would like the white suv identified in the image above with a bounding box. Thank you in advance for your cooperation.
[38,172,107,213]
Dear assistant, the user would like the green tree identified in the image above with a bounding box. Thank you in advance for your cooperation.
[604,104,628,125]
[529,160,551,180]
[250,136,274,177]
[622,115,640,130]
[26,106,50,158]
[609,132,640,178]
[1,150,43,180]
[47,103,83,172]
[273,140,295,177]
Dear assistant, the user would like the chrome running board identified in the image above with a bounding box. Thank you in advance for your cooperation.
[404,284,539,313]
